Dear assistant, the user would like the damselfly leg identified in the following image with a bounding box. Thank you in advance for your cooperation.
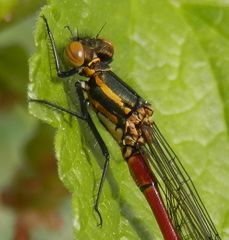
[30,16,112,226]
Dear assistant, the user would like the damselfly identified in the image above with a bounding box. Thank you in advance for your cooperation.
[29,16,221,240]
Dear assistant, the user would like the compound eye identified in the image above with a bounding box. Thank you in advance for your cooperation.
[66,41,85,67]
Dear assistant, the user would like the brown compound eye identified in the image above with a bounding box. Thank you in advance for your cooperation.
[65,41,85,67]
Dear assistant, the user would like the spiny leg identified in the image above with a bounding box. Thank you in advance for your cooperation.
[76,80,110,227]
[41,15,77,78]
[30,81,110,226]
[28,98,85,120]
[38,14,110,227]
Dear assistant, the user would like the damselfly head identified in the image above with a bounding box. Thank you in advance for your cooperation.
[65,37,114,68]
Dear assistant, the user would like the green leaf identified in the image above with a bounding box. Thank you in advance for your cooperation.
[29,0,229,239]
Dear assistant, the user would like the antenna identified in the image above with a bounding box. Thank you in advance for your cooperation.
[64,25,74,37]
[95,22,107,38]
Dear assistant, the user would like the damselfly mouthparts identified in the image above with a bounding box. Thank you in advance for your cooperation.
[29,16,221,240]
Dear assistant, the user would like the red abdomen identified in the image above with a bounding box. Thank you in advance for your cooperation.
[126,153,180,240]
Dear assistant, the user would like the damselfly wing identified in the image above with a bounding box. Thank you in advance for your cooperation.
[141,123,220,239]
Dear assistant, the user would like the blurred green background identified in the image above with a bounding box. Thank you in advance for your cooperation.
[0,1,73,239]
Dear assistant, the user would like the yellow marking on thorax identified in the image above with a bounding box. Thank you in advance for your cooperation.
[90,98,118,124]
[95,75,123,106]
[124,107,131,115]
[95,75,132,115]
[97,112,123,144]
